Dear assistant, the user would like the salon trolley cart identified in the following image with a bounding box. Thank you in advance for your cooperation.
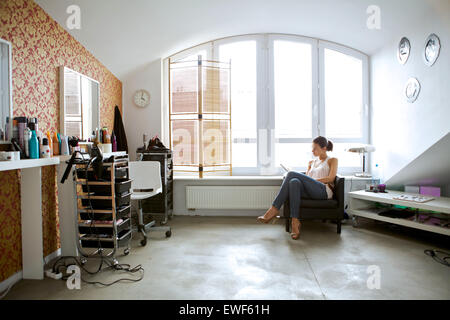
[74,153,132,264]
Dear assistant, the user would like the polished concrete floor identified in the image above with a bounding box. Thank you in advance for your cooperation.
[4,216,450,300]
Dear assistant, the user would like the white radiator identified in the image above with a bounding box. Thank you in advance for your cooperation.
[186,186,280,209]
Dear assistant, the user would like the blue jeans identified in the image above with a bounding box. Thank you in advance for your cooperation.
[272,171,328,218]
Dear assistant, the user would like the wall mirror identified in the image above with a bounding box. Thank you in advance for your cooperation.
[0,39,12,143]
[60,66,100,140]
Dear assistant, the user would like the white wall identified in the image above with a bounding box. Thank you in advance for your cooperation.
[370,1,450,184]
[123,59,163,160]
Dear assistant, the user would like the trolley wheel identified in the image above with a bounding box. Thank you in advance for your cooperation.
[124,248,130,255]
[165,230,172,238]
[352,216,359,228]
[140,237,147,246]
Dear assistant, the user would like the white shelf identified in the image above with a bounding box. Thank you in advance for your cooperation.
[348,208,450,236]
[349,189,450,236]
[349,189,450,214]
[0,157,60,171]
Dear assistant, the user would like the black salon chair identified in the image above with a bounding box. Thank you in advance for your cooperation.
[283,174,345,234]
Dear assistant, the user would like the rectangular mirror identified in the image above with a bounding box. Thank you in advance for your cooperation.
[0,39,12,142]
[60,66,100,140]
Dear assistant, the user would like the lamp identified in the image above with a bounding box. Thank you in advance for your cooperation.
[346,144,375,177]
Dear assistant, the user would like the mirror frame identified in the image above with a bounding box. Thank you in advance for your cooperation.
[59,66,100,139]
[0,38,13,143]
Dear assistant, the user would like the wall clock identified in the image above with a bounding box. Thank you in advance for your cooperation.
[133,89,150,108]
[423,33,440,66]
[397,37,410,65]
[405,77,420,103]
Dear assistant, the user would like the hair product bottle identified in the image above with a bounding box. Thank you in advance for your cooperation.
[29,130,39,159]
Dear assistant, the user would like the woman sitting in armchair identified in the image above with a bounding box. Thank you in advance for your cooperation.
[257,136,338,240]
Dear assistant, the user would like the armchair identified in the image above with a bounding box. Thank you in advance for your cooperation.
[283,174,345,234]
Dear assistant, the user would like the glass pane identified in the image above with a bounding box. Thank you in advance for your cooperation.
[170,67,198,113]
[324,48,363,138]
[64,71,81,116]
[202,120,230,165]
[274,40,312,139]
[330,143,363,168]
[232,142,257,167]
[171,120,199,165]
[275,143,312,168]
[219,41,257,140]
[65,121,82,138]
[202,66,230,113]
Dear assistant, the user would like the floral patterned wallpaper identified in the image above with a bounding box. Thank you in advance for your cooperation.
[0,0,122,282]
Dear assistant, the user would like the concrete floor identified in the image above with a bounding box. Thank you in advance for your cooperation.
[4,216,450,300]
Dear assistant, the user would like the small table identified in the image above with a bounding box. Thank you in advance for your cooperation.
[0,158,60,279]
[348,189,450,236]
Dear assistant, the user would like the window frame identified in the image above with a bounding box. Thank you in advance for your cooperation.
[164,34,369,176]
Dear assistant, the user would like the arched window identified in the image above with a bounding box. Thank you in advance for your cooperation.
[166,34,369,175]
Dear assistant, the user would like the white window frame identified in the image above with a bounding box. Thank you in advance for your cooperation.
[164,34,369,176]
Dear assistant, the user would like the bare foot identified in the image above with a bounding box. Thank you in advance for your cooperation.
[291,218,301,239]
[257,206,280,223]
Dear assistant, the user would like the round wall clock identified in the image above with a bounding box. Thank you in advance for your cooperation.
[405,78,420,103]
[133,89,150,107]
[397,37,410,65]
[423,33,440,66]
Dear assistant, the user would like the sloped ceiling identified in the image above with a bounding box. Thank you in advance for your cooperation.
[34,0,446,79]
[386,132,450,189]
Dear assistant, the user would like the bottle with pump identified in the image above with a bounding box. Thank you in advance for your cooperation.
[29,130,39,159]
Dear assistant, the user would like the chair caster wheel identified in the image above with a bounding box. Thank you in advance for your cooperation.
[124,248,130,255]
[140,238,147,246]
[165,230,172,238]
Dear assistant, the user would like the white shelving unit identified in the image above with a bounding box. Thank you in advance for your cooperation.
[348,189,450,236]
[0,157,60,279]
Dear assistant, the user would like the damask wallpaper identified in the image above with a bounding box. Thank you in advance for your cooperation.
[0,0,123,282]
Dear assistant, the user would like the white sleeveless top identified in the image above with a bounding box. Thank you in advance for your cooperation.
[306,156,333,199]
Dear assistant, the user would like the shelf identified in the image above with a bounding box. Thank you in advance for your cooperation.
[0,157,60,171]
[349,189,450,214]
[349,208,450,236]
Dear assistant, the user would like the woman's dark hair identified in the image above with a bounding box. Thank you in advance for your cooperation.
[313,136,333,152]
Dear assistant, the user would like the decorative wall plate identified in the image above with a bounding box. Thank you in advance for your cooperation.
[405,77,420,103]
[397,37,410,64]
[423,33,440,66]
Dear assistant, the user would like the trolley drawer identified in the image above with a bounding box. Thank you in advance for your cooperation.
[78,218,131,236]
[81,178,132,195]
[79,204,131,221]
[80,229,132,249]
[81,192,131,209]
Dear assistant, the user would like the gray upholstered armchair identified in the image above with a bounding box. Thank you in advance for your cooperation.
[283,174,345,234]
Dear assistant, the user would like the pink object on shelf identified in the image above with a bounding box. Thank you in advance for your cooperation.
[420,186,440,197]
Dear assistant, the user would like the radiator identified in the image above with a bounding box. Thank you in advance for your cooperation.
[186,186,280,209]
